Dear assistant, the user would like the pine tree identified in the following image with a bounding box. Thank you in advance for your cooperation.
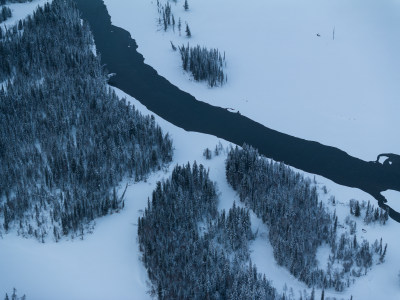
[170,41,177,51]
[185,23,191,37]
[183,0,189,11]
[354,201,361,217]
[11,289,17,300]
[380,244,387,262]
[203,148,212,159]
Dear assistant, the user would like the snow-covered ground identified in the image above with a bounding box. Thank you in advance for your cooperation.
[104,0,400,161]
[311,177,400,300]
[2,1,400,299]
[2,86,400,300]
[0,0,49,30]
[0,87,225,298]
[382,190,400,212]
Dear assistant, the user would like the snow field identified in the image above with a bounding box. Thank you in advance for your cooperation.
[103,0,400,161]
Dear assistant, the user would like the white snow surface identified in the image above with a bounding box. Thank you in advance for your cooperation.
[382,190,400,213]
[103,0,400,161]
[2,87,400,300]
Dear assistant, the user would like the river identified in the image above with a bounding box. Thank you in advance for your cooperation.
[74,0,400,221]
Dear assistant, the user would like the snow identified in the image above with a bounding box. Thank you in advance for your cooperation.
[316,243,332,269]
[382,190,400,212]
[0,86,227,299]
[0,0,50,31]
[2,1,400,299]
[2,86,400,299]
[249,215,309,294]
[103,0,400,161]
[311,176,400,300]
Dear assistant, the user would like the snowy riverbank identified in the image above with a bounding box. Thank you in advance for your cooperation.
[104,0,400,161]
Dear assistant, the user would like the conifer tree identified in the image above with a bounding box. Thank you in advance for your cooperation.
[183,0,189,11]
[178,17,181,35]
[185,23,191,37]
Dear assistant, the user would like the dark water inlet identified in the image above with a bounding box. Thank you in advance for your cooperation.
[74,0,400,221]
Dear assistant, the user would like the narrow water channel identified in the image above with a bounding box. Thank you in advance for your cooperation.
[74,0,400,221]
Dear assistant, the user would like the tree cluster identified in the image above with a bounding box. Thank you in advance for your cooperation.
[226,145,386,291]
[157,1,175,32]
[155,0,190,34]
[349,199,388,224]
[211,202,253,260]
[0,5,11,23]
[179,43,227,87]
[138,162,282,300]
[203,143,225,160]
[0,0,173,240]
[154,1,229,87]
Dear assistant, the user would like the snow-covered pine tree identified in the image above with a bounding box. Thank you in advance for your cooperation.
[185,23,191,37]
[183,0,189,11]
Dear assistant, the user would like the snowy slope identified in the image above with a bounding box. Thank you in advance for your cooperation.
[2,86,400,300]
[103,0,400,161]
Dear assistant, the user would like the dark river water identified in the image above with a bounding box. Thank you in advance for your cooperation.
[74,0,400,221]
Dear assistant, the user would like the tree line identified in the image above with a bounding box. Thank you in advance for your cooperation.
[0,0,173,241]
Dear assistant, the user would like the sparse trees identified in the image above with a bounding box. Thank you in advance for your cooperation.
[3,288,25,300]
[349,199,388,224]
[226,145,387,291]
